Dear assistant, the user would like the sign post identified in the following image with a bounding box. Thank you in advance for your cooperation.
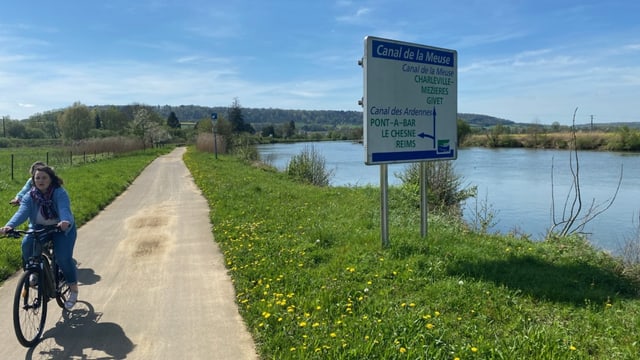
[361,36,457,245]
[211,112,218,159]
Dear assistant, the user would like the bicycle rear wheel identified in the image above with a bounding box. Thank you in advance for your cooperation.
[13,270,47,347]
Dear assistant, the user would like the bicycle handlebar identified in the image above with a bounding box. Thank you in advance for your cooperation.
[3,225,61,239]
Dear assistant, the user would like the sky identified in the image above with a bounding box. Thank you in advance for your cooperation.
[1,0,639,125]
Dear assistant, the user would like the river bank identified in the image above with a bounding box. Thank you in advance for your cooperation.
[462,129,640,151]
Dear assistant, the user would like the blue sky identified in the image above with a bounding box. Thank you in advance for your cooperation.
[1,0,639,125]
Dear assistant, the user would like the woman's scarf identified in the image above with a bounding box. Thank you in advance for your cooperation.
[30,186,58,220]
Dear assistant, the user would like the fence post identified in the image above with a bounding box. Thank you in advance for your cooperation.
[11,154,14,180]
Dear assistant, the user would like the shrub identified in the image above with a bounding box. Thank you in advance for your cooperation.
[395,161,477,216]
[286,145,334,186]
[196,133,227,154]
[231,134,259,161]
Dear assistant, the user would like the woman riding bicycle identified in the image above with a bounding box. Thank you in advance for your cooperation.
[0,165,78,310]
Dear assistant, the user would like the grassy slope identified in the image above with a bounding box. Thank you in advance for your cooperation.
[184,148,639,360]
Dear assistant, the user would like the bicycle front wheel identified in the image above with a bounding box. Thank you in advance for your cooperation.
[13,270,47,347]
[54,265,71,309]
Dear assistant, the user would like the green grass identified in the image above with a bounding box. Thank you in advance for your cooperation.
[184,148,640,360]
[0,147,171,281]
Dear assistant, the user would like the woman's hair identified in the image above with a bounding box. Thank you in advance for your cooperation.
[29,161,47,175]
[32,165,64,188]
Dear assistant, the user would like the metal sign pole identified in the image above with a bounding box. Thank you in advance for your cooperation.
[211,113,218,159]
[380,164,389,247]
[420,162,428,237]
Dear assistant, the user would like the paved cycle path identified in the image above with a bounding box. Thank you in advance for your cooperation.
[0,147,258,359]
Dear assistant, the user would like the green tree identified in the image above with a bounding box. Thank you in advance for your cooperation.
[261,124,276,137]
[457,118,471,146]
[228,98,255,134]
[486,123,505,147]
[26,111,61,138]
[99,106,130,134]
[6,120,27,138]
[167,111,181,129]
[281,120,296,138]
[58,102,93,140]
[215,116,233,151]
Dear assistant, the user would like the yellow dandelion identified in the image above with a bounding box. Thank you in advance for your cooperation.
[569,345,577,351]
[399,347,407,353]
[299,321,307,327]
[330,332,337,338]
[434,311,441,316]
[471,346,478,352]
[426,323,434,330]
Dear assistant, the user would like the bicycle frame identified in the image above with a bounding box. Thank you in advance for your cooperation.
[24,240,59,300]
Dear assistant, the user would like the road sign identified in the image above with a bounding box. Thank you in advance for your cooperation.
[211,112,218,120]
[362,36,458,164]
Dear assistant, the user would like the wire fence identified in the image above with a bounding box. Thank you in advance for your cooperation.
[0,150,114,181]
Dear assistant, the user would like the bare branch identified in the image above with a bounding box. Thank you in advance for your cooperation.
[549,107,622,239]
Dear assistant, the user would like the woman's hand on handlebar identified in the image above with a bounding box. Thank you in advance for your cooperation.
[0,226,14,235]
[57,221,70,232]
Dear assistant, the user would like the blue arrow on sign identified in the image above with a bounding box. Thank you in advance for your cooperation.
[417,106,437,148]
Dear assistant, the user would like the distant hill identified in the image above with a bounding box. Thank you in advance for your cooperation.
[153,104,513,128]
[457,113,514,127]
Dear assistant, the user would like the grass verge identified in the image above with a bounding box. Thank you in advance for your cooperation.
[184,148,639,360]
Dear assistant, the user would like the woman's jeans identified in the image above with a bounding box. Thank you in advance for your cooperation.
[22,226,78,284]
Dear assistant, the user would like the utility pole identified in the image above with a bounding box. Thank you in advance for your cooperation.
[590,115,594,131]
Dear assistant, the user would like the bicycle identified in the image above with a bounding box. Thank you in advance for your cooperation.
[4,225,72,347]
